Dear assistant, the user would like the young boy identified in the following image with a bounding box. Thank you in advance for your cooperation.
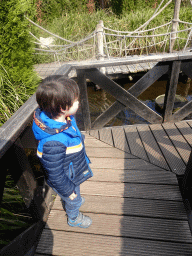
[32,75,93,228]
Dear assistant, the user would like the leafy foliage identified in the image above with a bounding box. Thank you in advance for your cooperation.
[0,0,40,126]
[0,0,38,83]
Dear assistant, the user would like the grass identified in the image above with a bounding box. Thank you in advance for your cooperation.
[0,65,38,127]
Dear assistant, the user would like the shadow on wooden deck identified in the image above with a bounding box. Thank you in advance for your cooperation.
[35,123,192,255]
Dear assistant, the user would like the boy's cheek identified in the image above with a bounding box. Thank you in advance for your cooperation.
[67,102,79,116]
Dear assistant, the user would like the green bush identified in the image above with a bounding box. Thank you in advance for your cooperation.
[0,0,39,84]
[0,0,40,125]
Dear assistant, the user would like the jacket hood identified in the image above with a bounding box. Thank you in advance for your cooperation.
[32,108,72,141]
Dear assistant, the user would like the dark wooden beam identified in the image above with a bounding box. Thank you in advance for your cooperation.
[77,70,91,131]
[0,221,44,256]
[9,139,37,208]
[182,150,192,200]
[0,155,7,207]
[171,100,192,122]
[163,61,181,122]
[54,64,73,76]
[85,68,162,125]
[170,60,192,122]
[59,52,192,70]
[181,60,192,79]
[85,69,162,126]
[8,139,56,221]
[0,94,38,159]
[92,62,169,129]
[20,126,38,149]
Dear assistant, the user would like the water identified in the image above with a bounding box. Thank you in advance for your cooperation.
[85,73,192,127]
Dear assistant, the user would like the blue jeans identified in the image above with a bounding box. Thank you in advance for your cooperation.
[52,186,82,219]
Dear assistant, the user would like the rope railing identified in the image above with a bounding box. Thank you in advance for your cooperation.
[26,16,74,44]
[104,27,192,39]
[103,21,172,34]
[102,19,192,57]
[26,6,192,66]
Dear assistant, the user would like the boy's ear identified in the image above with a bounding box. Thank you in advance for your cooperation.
[60,106,68,113]
[60,108,65,113]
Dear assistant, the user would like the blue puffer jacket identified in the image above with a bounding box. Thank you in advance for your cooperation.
[32,108,93,197]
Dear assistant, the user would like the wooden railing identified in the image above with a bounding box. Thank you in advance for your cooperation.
[1,51,192,255]
[0,94,56,256]
[55,51,192,130]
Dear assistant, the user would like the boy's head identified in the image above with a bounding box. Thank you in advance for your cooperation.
[36,75,80,119]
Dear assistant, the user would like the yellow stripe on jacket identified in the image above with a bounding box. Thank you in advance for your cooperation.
[66,143,83,155]
[37,149,43,158]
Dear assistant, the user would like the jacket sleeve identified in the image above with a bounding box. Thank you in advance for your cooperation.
[41,140,75,197]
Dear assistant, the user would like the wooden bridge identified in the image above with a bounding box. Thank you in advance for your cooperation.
[35,123,192,256]
[1,52,192,255]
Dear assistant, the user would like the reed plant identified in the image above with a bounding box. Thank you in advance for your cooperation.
[0,65,38,127]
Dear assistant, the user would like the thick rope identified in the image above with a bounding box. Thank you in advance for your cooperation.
[26,16,73,44]
[104,27,192,38]
[134,0,172,32]
[103,22,172,35]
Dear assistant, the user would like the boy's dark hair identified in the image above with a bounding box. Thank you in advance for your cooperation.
[36,75,80,118]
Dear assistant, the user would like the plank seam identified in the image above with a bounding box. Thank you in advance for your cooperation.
[148,124,172,172]
[80,193,183,202]
[136,126,150,163]
[122,126,131,153]
[178,121,192,148]
[42,227,192,245]
[98,129,101,142]
[87,179,179,186]
[47,208,187,222]
[54,194,184,203]
[122,125,170,171]
[162,124,187,168]
[110,127,115,147]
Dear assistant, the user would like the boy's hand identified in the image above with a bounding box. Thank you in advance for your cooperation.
[69,192,77,200]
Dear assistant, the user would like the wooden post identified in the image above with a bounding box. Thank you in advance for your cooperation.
[99,0,105,9]
[8,138,54,221]
[96,20,104,60]
[169,0,181,53]
[77,69,91,131]
[96,20,105,75]
[10,139,37,208]
[163,61,181,122]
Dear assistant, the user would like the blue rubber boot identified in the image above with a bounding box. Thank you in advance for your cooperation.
[68,212,92,228]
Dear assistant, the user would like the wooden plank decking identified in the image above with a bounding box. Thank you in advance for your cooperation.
[35,121,192,256]
[34,58,157,79]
